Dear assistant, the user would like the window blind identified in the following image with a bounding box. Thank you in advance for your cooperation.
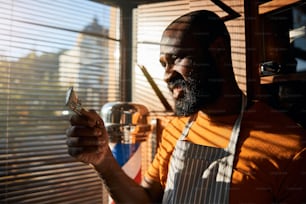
[0,0,120,203]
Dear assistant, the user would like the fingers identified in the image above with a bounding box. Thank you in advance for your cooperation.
[66,126,102,137]
[69,110,105,128]
[66,121,108,158]
[69,114,89,126]
[68,146,97,157]
[82,109,104,128]
[66,109,109,164]
[66,135,100,147]
[66,128,106,157]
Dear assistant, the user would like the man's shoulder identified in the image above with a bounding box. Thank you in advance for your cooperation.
[242,100,306,146]
[245,100,302,126]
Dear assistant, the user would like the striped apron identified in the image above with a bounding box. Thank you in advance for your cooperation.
[162,96,246,204]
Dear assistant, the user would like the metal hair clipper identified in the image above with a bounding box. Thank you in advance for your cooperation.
[65,87,103,128]
[65,87,87,115]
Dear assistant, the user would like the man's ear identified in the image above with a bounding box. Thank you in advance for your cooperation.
[208,36,227,60]
[208,36,234,77]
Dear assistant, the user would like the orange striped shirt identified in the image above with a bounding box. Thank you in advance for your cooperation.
[145,101,306,203]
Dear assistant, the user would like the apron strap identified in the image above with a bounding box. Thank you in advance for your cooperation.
[179,113,197,140]
[225,94,247,154]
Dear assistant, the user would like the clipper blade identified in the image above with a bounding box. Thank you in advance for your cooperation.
[65,87,83,115]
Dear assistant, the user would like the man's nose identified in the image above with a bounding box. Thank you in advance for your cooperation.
[163,63,174,83]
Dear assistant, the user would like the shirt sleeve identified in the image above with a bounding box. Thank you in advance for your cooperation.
[277,147,306,203]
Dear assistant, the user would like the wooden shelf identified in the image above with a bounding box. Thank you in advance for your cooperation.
[260,72,306,84]
[259,0,301,14]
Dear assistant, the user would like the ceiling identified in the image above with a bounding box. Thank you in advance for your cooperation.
[93,0,241,21]
[93,0,173,8]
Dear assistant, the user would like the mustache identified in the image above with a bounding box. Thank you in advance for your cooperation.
[167,78,187,91]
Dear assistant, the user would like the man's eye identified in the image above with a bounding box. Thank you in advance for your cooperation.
[171,55,178,60]
[175,57,193,68]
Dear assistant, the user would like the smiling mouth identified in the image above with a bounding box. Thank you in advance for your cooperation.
[170,85,184,99]
[168,77,187,99]
[172,86,184,99]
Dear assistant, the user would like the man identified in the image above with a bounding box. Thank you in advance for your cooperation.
[66,10,306,203]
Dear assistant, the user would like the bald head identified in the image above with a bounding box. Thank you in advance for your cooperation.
[161,10,230,54]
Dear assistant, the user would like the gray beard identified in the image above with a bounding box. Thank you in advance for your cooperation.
[173,77,220,116]
[174,78,206,116]
[174,90,198,116]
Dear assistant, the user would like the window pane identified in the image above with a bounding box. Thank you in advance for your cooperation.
[0,0,120,203]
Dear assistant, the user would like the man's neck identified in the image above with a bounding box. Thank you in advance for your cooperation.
[201,91,244,117]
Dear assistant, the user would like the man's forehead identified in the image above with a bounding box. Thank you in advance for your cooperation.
[160,35,181,49]
[160,17,197,54]
[160,32,196,55]
[160,44,194,55]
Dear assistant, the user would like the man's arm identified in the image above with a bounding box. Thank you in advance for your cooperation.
[66,110,163,203]
[93,147,163,203]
